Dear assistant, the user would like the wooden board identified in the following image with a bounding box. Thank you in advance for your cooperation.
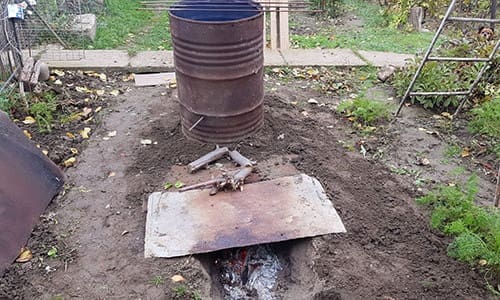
[134,72,175,87]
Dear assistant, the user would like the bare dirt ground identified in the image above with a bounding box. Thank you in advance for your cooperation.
[0,66,496,299]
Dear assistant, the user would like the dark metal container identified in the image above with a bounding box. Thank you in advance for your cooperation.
[170,1,264,143]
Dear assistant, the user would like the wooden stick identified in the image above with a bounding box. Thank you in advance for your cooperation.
[229,150,255,167]
[495,164,500,208]
[188,147,229,173]
[178,178,223,192]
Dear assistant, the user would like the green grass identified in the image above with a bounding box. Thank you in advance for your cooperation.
[337,96,392,125]
[128,12,172,54]
[92,0,155,50]
[291,0,434,54]
[417,175,500,295]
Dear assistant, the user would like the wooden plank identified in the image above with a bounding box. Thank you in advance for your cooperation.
[278,0,290,50]
[134,72,175,87]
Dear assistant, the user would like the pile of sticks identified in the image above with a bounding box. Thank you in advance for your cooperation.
[179,147,256,196]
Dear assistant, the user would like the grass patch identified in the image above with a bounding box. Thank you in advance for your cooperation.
[128,12,172,53]
[291,0,434,54]
[337,96,392,125]
[417,175,500,295]
[92,0,154,49]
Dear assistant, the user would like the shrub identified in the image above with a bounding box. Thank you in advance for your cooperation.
[417,175,500,293]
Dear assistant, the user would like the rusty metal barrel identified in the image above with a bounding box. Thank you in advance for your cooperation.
[170,1,264,144]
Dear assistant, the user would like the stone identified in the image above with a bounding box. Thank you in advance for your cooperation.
[71,14,97,41]
[377,65,397,82]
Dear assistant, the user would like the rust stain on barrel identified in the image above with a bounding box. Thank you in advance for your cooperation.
[0,112,64,275]
[170,1,264,143]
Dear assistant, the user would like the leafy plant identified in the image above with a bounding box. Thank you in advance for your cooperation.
[0,93,13,114]
[29,92,57,133]
[337,97,392,125]
[149,275,165,287]
[310,0,342,18]
[417,175,500,293]
[47,246,58,258]
[444,144,461,158]
[468,96,500,157]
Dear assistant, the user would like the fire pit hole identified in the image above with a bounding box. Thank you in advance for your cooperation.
[196,238,330,299]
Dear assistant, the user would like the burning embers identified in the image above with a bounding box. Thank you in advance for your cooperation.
[215,245,282,300]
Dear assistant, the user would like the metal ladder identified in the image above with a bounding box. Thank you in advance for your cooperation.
[395,0,499,117]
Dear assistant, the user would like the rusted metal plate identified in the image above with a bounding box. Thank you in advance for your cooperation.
[0,112,64,275]
[145,174,345,258]
[170,2,264,143]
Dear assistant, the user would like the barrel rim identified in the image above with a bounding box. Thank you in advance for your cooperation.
[169,4,263,25]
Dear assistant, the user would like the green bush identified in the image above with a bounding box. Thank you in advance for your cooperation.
[417,175,500,293]
[337,97,392,125]
[393,41,498,111]
[29,92,57,133]
[310,0,342,17]
[468,96,500,157]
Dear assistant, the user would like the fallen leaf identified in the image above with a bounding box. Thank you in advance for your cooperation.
[171,275,185,283]
[70,148,79,155]
[168,79,177,89]
[110,90,120,96]
[307,98,319,105]
[95,106,102,113]
[107,131,117,137]
[81,107,92,117]
[441,112,452,119]
[53,69,65,76]
[23,130,32,139]
[420,158,431,166]
[461,148,471,158]
[141,139,152,145]
[76,86,92,93]
[80,127,91,139]
[479,259,487,266]
[108,171,116,177]
[174,181,184,189]
[95,89,105,96]
[163,182,173,190]
[54,79,63,85]
[66,132,75,139]
[63,157,76,167]
[121,230,129,236]
[42,149,49,156]
[22,116,36,124]
[16,247,33,263]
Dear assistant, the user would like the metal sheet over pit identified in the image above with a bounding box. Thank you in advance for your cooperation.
[145,174,345,258]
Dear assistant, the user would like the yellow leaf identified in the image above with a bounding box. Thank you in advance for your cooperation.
[42,149,49,156]
[23,130,32,139]
[66,132,75,139]
[16,247,33,263]
[53,69,65,76]
[80,127,91,139]
[76,86,92,93]
[22,116,36,124]
[54,79,63,85]
[63,157,76,167]
[95,106,102,113]
[70,148,79,155]
[461,148,471,157]
[108,172,116,178]
[110,90,120,96]
[171,275,185,283]
[95,89,105,96]
[347,116,356,122]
